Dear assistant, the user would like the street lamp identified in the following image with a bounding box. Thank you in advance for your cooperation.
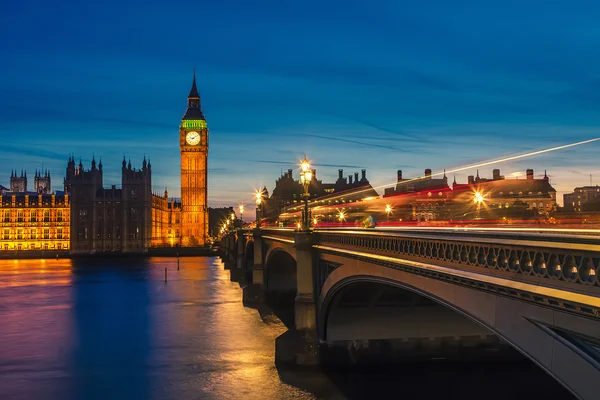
[338,210,345,222]
[299,155,312,230]
[239,204,244,223]
[473,191,484,219]
[255,190,263,228]
[385,204,392,221]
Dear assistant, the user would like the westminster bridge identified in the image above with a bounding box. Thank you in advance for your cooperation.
[220,226,600,400]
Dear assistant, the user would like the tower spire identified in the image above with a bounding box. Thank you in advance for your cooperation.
[188,69,200,99]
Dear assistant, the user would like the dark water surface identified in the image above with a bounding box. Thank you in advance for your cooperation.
[0,257,573,400]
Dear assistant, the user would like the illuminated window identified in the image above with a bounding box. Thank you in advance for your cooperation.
[30,229,36,239]
[2,229,8,240]
[17,210,23,222]
[57,229,63,240]
[31,211,37,222]
[16,229,23,239]
[57,210,63,222]
[43,229,49,239]
[43,210,50,222]
[3,210,9,223]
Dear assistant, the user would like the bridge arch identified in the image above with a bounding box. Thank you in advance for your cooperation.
[265,248,297,293]
[319,261,598,399]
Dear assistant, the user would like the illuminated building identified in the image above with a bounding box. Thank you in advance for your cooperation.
[180,72,209,246]
[563,186,600,212]
[452,169,557,215]
[0,185,70,253]
[151,189,182,247]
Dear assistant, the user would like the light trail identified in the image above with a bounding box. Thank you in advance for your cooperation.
[315,137,600,203]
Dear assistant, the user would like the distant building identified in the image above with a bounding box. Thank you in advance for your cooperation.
[384,169,449,196]
[34,170,51,194]
[0,184,8,195]
[268,167,373,218]
[453,169,556,211]
[10,170,27,192]
[563,186,600,212]
[276,168,378,224]
[208,207,236,237]
[384,169,452,221]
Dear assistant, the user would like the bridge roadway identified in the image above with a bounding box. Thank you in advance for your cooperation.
[220,226,600,400]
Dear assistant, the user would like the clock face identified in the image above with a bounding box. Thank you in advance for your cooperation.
[186,131,201,145]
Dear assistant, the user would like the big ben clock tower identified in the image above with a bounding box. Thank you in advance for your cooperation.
[180,72,208,246]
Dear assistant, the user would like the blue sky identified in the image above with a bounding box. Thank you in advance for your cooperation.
[2,0,600,206]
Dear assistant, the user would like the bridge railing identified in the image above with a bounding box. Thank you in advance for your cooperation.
[311,228,600,296]
[259,226,600,292]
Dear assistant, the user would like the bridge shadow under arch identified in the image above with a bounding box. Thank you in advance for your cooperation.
[316,278,574,399]
[264,249,297,329]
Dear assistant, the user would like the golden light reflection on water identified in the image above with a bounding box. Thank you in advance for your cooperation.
[0,259,73,289]
[146,256,316,399]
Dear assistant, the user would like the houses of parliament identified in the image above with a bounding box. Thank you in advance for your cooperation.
[0,74,209,254]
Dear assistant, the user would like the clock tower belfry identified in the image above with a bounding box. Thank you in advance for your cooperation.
[180,72,208,246]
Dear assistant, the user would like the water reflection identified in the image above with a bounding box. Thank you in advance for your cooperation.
[0,257,317,400]
[0,259,75,399]
[0,257,575,400]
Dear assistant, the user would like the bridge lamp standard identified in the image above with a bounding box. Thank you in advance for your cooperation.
[255,190,264,228]
[385,204,392,221]
[299,155,313,231]
[473,191,484,219]
[239,204,244,223]
[338,210,346,222]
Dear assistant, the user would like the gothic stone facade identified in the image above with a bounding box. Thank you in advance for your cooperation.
[66,157,152,254]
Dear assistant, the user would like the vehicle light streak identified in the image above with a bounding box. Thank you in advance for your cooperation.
[310,137,600,203]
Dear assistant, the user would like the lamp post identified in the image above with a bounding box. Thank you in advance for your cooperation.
[299,155,312,231]
[255,190,263,228]
[239,204,244,223]
[385,204,392,222]
[473,191,484,219]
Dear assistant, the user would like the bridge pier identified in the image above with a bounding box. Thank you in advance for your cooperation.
[230,230,246,281]
[275,231,319,366]
[222,234,235,270]
[243,228,265,303]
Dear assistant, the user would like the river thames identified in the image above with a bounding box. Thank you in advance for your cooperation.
[0,257,573,399]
